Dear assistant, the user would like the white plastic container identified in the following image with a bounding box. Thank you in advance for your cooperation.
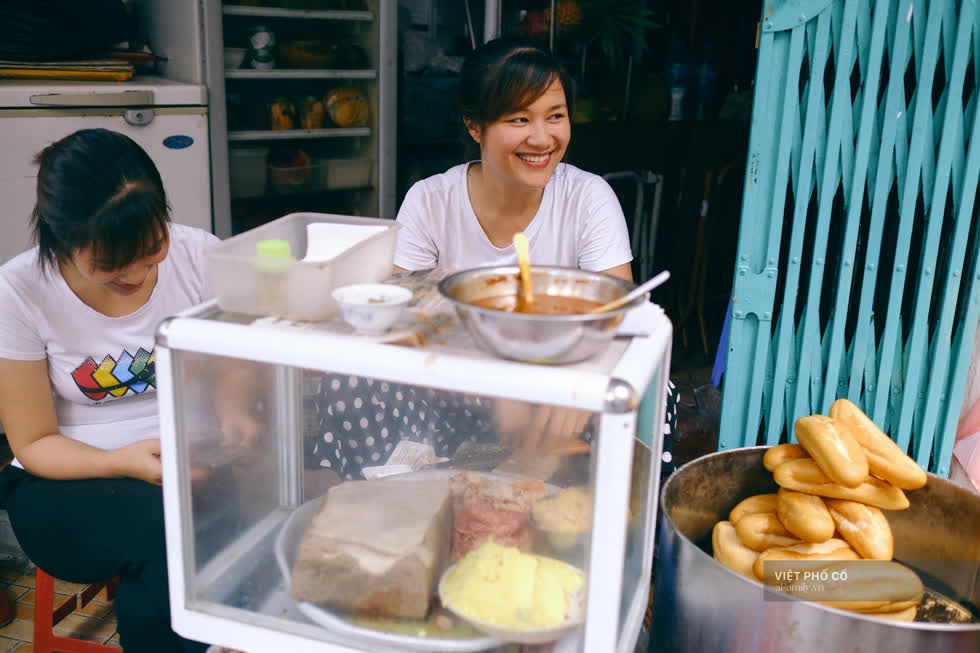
[228,146,268,198]
[318,157,373,189]
[205,212,399,321]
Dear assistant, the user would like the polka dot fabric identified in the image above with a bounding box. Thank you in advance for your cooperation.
[306,375,680,481]
[661,379,679,480]
[308,374,497,480]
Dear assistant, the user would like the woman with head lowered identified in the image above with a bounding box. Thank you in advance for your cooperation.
[0,128,218,652]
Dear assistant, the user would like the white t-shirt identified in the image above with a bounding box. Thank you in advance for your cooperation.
[394,162,633,272]
[0,223,218,464]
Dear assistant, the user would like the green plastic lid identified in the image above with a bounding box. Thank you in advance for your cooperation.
[256,238,293,260]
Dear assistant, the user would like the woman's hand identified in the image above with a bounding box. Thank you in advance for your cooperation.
[109,439,163,485]
[521,405,591,453]
[220,412,263,449]
[496,399,591,454]
[213,360,267,449]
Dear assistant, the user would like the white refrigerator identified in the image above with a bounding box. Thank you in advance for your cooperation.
[0,77,212,264]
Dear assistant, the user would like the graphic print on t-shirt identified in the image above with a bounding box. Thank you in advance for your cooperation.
[71,348,156,401]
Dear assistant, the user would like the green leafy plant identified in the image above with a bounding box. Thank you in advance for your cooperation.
[579,0,661,70]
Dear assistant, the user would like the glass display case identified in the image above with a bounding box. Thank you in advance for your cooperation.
[155,281,671,653]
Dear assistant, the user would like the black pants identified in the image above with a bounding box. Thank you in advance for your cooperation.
[0,466,206,653]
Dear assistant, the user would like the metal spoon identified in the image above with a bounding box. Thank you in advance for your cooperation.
[513,232,534,309]
[588,270,671,314]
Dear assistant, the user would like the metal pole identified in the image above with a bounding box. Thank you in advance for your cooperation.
[549,0,556,51]
[483,0,500,43]
[463,0,477,50]
[622,55,634,121]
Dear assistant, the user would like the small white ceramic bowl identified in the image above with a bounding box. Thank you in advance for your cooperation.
[332,283,413,335]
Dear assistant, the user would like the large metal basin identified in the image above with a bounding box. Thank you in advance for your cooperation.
[438,266,643,364]
[651,447,979,653]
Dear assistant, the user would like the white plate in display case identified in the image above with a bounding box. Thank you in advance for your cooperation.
[274,495,502,653]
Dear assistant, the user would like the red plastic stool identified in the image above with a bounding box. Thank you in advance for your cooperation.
[33,567,119,653]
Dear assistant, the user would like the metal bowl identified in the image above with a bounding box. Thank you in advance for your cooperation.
[651,447,980,653]
[438,266,643,364]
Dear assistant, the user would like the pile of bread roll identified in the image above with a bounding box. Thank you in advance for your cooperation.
[712,398,928,621]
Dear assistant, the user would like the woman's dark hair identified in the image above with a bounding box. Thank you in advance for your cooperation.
[31,128,170,272]
[458,37,574,158]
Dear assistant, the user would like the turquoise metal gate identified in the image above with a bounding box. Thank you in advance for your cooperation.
[720,0,980,476]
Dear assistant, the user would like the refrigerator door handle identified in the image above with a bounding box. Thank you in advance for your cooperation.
[29,90,155,107]
[124,109,155,126]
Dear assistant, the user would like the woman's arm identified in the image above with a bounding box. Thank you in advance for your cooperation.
[600,262,633,282]
[578,175,635,277]
[393,182,441,271]
[0,357,162,483]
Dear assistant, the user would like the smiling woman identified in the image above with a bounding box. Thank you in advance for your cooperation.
[392,36,634,282]
[308,39,679,481]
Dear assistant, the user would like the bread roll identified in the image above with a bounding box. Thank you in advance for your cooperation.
[794,415,869,487]
[825,599,922,613]
[734,512,801,551]
[826,499,894,560]
[863,605,918,621]
[753,538,858,580]
[829,398,927,490]
[777,488,835,542]
[813,560,923,612]
[729,494,779,524]
[712,520,759,579]
[773,458,910,510]
[764,444,809,471]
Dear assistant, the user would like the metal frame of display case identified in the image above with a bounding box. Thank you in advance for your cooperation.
[155,300,671,653]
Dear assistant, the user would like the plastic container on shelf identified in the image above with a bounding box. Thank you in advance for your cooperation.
[205,212,399,321]
[268,160,314,194]
[317,157,373,189]
[223,47,247,70]
[228,146,268,198]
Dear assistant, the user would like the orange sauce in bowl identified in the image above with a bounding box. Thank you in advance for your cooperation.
[469,295,604,315]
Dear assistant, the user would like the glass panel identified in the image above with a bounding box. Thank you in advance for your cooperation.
[174,352,282,573]
[174,360,602,647]
[619,442,652,642]
[617,367,663,649]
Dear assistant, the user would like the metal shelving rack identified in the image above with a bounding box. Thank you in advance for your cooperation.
[203,1,396,237]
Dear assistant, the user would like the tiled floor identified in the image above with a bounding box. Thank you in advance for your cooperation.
[0,565,121,652]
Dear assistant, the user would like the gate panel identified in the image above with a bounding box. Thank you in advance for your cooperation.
[720,0,980,476]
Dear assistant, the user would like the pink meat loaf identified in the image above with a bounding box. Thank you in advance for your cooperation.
[451,498,533,561]
[448,472,548,560]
